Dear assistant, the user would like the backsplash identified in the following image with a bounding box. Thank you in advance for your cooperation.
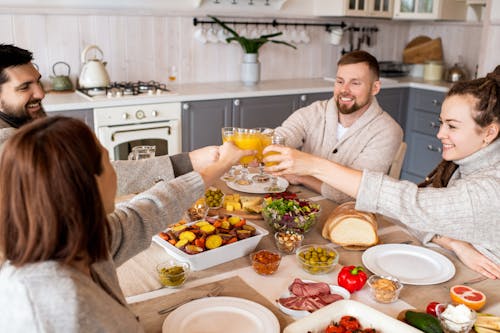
[0,14,483,86]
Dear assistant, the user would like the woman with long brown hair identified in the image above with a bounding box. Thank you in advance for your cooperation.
[0,116,251,331]
[264,66,500,279]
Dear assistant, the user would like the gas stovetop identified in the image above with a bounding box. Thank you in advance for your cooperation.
[77,81,176,100]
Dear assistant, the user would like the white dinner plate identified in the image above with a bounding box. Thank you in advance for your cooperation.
[162,296,280,333]
[362,244,455,285]
[276,279,350,318]
[226,174,289,194]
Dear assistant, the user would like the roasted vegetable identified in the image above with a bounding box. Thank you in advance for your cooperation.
[205,234,223,249]
[405,310,443,333]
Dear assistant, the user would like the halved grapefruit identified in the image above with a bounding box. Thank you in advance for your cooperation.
[449,285,486,311]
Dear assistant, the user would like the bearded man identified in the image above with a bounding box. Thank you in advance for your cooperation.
[274,50,403,203]
[0,44,219,196]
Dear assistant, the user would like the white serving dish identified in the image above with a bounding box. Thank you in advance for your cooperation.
[153,220,268,271]
[276,280,350,318]
[283,299,421,333]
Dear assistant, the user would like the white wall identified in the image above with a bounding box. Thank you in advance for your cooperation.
[0,12,487,87]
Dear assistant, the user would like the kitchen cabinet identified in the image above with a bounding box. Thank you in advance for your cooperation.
[49,109,94,130]
[376,87,408,128]
[401,88,445,183]
[181,99,232,151]
[181,92,332,151]
[314,0,393,18]
[393,0,467,20]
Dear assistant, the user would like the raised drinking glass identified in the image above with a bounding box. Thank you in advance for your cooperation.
[264,135,286,192]
[232,128,261,185]
[252,127,274,183]
[220,127,238,181]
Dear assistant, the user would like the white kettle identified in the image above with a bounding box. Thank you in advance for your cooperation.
[78,45,110,89]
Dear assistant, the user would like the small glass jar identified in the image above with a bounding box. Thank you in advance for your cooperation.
[367,275,403,303]
[274,231,303,254]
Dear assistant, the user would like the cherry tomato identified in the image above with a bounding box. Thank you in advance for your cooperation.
[339,316,361,330]
[426,301,440,317]
[325,323,345,333]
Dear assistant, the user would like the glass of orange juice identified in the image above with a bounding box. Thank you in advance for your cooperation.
[232,128,261,185]
[252,128,274,183]
[221,127,238,182]
[264,135,286,192]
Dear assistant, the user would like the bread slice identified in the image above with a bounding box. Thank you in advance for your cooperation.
[322,201,378,248]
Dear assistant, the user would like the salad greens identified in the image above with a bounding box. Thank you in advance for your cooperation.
[262,196,320,234]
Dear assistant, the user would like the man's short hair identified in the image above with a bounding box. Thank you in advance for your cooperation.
[338,50,380,80]
[0,44,34,86]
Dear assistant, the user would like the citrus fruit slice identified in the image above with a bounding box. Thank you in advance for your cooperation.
[449,285,486,311]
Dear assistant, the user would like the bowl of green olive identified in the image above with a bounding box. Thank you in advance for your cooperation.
[156,260,190,288]
[296,244,339,275]
[204,187,225,209]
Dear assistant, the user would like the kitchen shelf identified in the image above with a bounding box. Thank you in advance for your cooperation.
[197,0,288,9]
[193,17,347,31]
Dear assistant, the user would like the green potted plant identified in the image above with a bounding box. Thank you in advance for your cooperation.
[209,16,296,85]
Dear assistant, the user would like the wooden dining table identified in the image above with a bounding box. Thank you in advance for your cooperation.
[116,179,500,333]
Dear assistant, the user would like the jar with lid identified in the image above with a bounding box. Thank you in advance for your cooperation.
[424,61,444,81]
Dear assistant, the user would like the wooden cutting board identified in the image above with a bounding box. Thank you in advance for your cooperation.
[208,207,263,220]
[403,37,443,64]
[405,35,432,49]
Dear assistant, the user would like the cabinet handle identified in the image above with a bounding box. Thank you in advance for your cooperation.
[427,144,442,153]
[233,99,240,106]
[182,103,189,110]
[300,94,307,102]
[429,121,440,128]
[431,99,442,106]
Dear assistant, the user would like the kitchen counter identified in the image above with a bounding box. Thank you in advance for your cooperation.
[43,77,452,112]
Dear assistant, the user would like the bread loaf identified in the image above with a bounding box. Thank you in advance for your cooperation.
[322,201,378,249]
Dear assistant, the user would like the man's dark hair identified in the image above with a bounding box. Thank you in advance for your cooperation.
[337,50,380,80]
[0,44,34,86]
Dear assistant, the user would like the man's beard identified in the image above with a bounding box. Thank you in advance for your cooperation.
[0,99,46,125]
[335,95,370,115]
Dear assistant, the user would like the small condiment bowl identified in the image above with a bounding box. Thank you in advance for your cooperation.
[185,198,209,222]
[156,260,190,288]
[274,231,303,254]
[250,249,281,275]
[295,244,339,275]
[367,275,403,303]
[436,303,477,333]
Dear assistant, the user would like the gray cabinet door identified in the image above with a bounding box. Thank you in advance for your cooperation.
[233,95,296,129]
[181,99,232,151]
[401,88,446,183]
[294,92,332,110]
[376,88,408,129]
[49,109,94,130]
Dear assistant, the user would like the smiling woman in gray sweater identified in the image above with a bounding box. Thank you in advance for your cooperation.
[264,66,500,279]
[0,116,250,332]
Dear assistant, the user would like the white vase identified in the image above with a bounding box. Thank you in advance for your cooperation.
[241,53,260,85]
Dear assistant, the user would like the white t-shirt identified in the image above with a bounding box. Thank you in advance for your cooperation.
[337,123,349,140]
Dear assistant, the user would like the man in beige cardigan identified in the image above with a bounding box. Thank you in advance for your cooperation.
[275,51,403,203]
[0,44,217,196]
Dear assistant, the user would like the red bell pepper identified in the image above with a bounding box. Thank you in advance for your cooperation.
[337,266,368,293]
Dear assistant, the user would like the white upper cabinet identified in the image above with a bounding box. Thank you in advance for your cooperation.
[393,0,467,20]
[314,0,393,18]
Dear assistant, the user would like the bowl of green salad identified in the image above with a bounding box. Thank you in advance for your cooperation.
[262,192,321,234]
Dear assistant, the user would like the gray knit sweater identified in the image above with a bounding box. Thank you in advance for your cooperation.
[0,172,205,332]
[356,139,500,264]
[0,126,192,196]
[275,97,403,203]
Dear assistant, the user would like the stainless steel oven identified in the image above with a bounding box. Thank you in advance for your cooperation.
[94,103,182,161]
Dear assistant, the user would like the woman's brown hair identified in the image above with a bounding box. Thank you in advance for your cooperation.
[0,116,110,266]
[419,65,500,188]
